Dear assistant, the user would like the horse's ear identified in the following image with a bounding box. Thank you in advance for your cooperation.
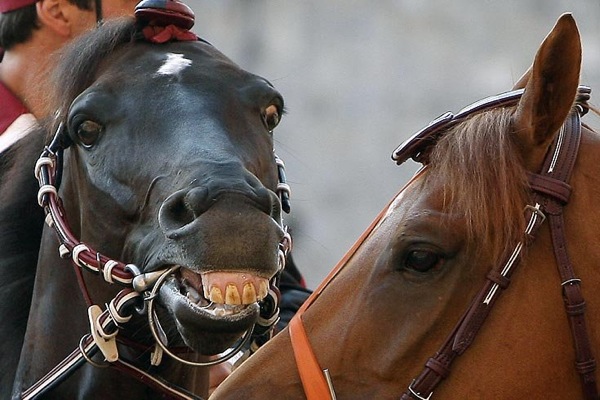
[512,13,581,169]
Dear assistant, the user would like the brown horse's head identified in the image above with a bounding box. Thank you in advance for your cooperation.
[211,13,600,399]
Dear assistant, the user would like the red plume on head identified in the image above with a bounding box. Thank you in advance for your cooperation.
[135,0,195,30]
[134,0,197,43]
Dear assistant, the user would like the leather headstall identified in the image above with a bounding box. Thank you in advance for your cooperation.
[400,86,597,400]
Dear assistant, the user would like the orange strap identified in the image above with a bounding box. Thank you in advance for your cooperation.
[289,316,333,400]
[288,169,426,399]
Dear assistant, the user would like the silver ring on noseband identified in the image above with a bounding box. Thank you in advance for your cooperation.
[145,266,253,367]
[79,335,110,369]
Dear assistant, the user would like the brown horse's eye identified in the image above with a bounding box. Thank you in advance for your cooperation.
[405,250,443,273]
[76,120,103,148]
[263,104,280,131]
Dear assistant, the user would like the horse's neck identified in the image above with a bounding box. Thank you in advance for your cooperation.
[0,133,45,394]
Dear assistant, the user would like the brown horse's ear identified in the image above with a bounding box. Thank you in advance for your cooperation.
[512,13,581,169]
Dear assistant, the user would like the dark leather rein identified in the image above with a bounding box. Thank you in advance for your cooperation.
[288,86,597,400]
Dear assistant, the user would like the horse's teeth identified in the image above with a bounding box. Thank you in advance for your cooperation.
[242,283,257,304]
[225,284,241,305]
[209,286,223,304]
[200,273,271,306]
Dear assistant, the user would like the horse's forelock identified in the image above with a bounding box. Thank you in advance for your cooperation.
[427,107,529,262]
[46,18,138,138]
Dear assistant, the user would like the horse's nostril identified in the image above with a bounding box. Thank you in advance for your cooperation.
[159,191,195,237]
[185,186,210,216]
[160,181,279,238]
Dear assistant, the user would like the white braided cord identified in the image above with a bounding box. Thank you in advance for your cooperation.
[37,185,57,207]
[34,156,54,181]
[102,260,118,284]
[72,244,93,271]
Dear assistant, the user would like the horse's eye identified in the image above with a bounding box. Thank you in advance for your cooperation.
[263,104,280,131]
[76,120,103,148]
[405,250,443,273]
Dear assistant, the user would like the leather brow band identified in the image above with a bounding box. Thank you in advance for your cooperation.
[391,86,591,166]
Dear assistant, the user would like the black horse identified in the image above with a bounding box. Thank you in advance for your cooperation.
[2,17,296,399]
[0,126,45,396]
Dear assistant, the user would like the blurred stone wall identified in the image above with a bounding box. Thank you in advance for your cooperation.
[188,1,600,288]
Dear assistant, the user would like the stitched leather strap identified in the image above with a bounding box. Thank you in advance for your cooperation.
[401,203,547,400]
[21,335,201,400]
[289,316,332,400]
[535,110,598,400]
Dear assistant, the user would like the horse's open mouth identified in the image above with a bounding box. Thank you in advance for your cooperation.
[158,266,270,354]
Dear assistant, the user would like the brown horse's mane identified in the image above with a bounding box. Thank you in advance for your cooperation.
[425,107,529,262]
[47,18,138,137]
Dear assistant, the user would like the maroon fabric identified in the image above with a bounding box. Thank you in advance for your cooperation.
[0,80,28,134]
[142,25,197,44]
[0,0,37,13]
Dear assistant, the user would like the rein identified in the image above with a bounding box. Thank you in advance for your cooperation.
[289,86,597,399]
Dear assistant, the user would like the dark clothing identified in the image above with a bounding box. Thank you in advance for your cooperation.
[277,253,312,331]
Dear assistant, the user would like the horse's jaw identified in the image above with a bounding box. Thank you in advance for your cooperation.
[159,267,268,354]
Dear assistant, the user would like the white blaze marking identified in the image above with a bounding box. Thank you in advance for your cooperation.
[156,53,192,76]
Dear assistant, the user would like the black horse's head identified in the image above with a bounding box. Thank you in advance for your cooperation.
[51,19,287,354]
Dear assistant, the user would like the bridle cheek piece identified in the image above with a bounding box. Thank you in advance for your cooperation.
[289,86,597,400]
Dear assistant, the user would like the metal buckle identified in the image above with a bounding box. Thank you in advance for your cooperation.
[408,380,433,400]
[523,204,546,235]
[79,334,110,369]
[323,369,337,400]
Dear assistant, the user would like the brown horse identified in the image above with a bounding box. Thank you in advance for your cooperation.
[211,13,600,399]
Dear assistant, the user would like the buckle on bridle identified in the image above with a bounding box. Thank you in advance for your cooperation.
[523,204,546,236]
[408,380,433,400]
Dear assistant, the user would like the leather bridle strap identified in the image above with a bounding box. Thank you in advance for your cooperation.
[403,106,597,399]
[21,335,202,400]
[289,317,332,399]
[532,108,598,399]
[400,197,547,400]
